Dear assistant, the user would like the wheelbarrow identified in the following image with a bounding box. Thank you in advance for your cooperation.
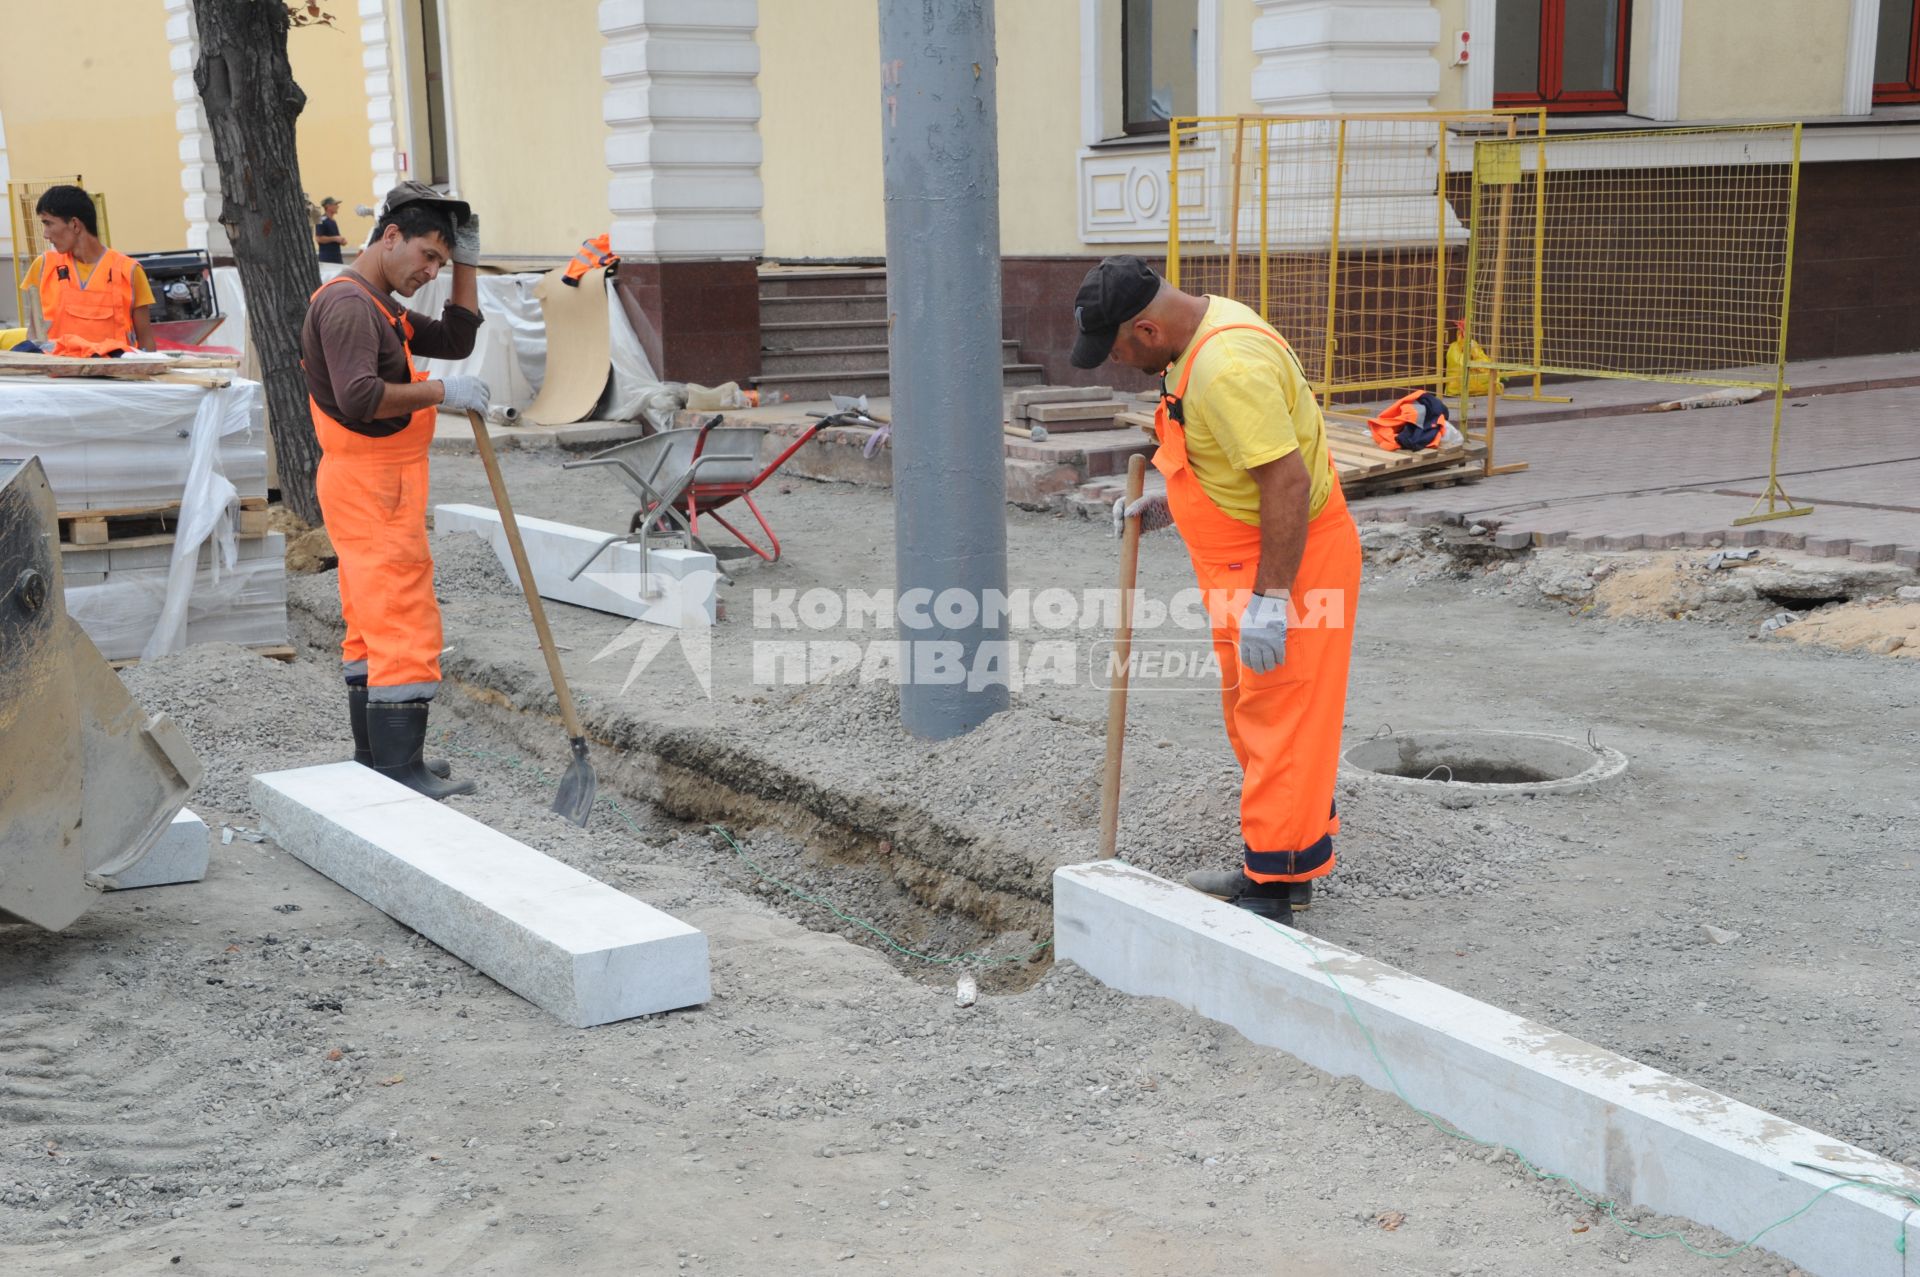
[562,412,851,588]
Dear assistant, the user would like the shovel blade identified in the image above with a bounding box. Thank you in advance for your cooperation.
[551,737,597,828]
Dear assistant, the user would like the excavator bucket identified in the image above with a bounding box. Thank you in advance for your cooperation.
[0,456,203,931]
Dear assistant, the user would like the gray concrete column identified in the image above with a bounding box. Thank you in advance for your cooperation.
[879,0,1010,739]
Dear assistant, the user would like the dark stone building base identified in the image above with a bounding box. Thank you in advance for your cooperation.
[612,260,761,387]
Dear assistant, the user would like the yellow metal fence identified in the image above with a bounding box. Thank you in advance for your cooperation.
[1166,111,1544,405]
[1462,124,1806,517]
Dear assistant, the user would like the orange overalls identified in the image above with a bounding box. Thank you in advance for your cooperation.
[36,249,137,354]
[1154,324,1363,884]
[308,274,444,701]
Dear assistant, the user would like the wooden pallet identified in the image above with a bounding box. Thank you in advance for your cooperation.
[59,497,269,549]
[107,643,294,671]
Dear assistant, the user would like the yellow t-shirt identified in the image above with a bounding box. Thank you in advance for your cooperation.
[20,253,156,307]
[1163,295,1332,524]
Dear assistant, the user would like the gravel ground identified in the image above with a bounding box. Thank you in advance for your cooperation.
[5,444,1916,1275]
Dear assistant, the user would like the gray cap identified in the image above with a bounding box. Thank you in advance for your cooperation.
[377,180,469,227]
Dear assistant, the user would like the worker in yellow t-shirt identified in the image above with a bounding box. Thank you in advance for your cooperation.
[1070,256,1362,925]
[17,184,156,355]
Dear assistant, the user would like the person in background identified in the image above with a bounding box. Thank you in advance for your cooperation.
[315,196,347,265]
[16,184,155,355]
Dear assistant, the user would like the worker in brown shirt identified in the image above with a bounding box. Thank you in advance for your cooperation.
[300,181,490,799]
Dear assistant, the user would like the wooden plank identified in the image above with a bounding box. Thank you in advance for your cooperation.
[108,643,294,671]
[57,496,267,521]
[1026,401,1124,423]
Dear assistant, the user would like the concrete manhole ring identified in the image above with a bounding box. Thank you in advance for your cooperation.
[1341,729,1627,799]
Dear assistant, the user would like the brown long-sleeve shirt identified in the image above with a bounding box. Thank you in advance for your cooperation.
[301,270,482,437]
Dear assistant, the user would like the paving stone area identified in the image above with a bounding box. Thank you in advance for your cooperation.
[1351,357,1920,568]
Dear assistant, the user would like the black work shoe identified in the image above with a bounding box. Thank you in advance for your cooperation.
[348,686,451,779]
[1183,869,1295,925]
[1289,879,1313,912]
[366,700,477,800]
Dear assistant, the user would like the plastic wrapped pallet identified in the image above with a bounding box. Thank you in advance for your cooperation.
[0,377,267,510]
[64,535,288,662]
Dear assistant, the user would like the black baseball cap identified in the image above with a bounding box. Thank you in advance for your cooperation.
[1070,255,1162,368]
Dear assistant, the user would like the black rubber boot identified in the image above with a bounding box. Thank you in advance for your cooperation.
[348,686,451,779]
[1184,868,1295,924]
[366,700,477,799]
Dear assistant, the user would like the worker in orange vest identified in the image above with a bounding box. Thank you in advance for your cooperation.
[300,181,490,799]
[17,184,155,355]
[1071,256,1362,925]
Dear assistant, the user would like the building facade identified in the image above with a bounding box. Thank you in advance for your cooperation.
[2,1,1915,378]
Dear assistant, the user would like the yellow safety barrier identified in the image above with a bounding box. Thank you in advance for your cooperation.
[1461,124,1808,518]
[1166,110,1548,416]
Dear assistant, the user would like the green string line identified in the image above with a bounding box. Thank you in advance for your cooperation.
[434,728,1918,1261]
[1253,913,1920,1260]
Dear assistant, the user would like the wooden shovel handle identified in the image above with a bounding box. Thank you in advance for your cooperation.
[1098,453,1148,859]
[467,410,586,740]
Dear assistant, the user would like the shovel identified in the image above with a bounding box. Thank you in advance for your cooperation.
[1098,453,1149,859]
[467,409,597,826]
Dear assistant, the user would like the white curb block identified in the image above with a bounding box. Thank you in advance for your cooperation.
[100,808,211,890]
[253,763,709,1027]
[435,503,716,629]
[1054,861,1920,1277]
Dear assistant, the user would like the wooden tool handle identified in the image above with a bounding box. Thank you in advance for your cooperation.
[467,410,586,740]
[1098,453,1149,859]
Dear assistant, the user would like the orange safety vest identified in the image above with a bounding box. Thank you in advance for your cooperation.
[36,249,138,351]
[561,233,618,286]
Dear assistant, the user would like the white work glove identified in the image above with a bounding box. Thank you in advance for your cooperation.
[452,213,482,267]
[1111,493,1174,537]
[1238,592,1290,675]
[439,374,492,415]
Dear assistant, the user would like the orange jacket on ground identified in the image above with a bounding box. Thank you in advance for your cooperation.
[561,234,618,286]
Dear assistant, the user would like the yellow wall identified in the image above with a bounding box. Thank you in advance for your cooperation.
[1677,0,1849,120]
[0,4,184,253]
[287,23,376,250]
[0,9,372,258]
[760,0,1112,259]
[997,0,1087,254]
[440,0,611,256]
[1218,0,1259,115]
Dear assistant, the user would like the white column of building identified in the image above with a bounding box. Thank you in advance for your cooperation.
[1249,0,1451,249]
[163,0,231,256]
[359,0,404,204]
[598,0,763,261]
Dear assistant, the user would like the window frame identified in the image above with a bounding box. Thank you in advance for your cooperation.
[1876,0,1920,104]
[1120,0,1197,137]
[1493,0,1633,115]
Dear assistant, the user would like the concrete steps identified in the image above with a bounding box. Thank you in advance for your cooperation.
[761,339,1026,377]
[751,265,1042,402]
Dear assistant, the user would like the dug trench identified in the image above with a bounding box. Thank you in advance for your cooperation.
[289,535,1061,995]
[276,452,1915,1179]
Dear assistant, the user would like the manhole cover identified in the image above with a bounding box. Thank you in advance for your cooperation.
[1341,729,1626,798]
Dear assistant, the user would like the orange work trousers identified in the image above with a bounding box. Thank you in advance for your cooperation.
[1154,370,1361,882]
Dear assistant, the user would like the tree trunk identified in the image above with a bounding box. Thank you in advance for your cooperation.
[192,0,324,525]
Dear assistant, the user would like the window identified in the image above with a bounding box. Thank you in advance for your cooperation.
[1876,0,1920,103]
[1122,0,1198,135]
[1495,0,1630,113]
[404,0,451,187]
